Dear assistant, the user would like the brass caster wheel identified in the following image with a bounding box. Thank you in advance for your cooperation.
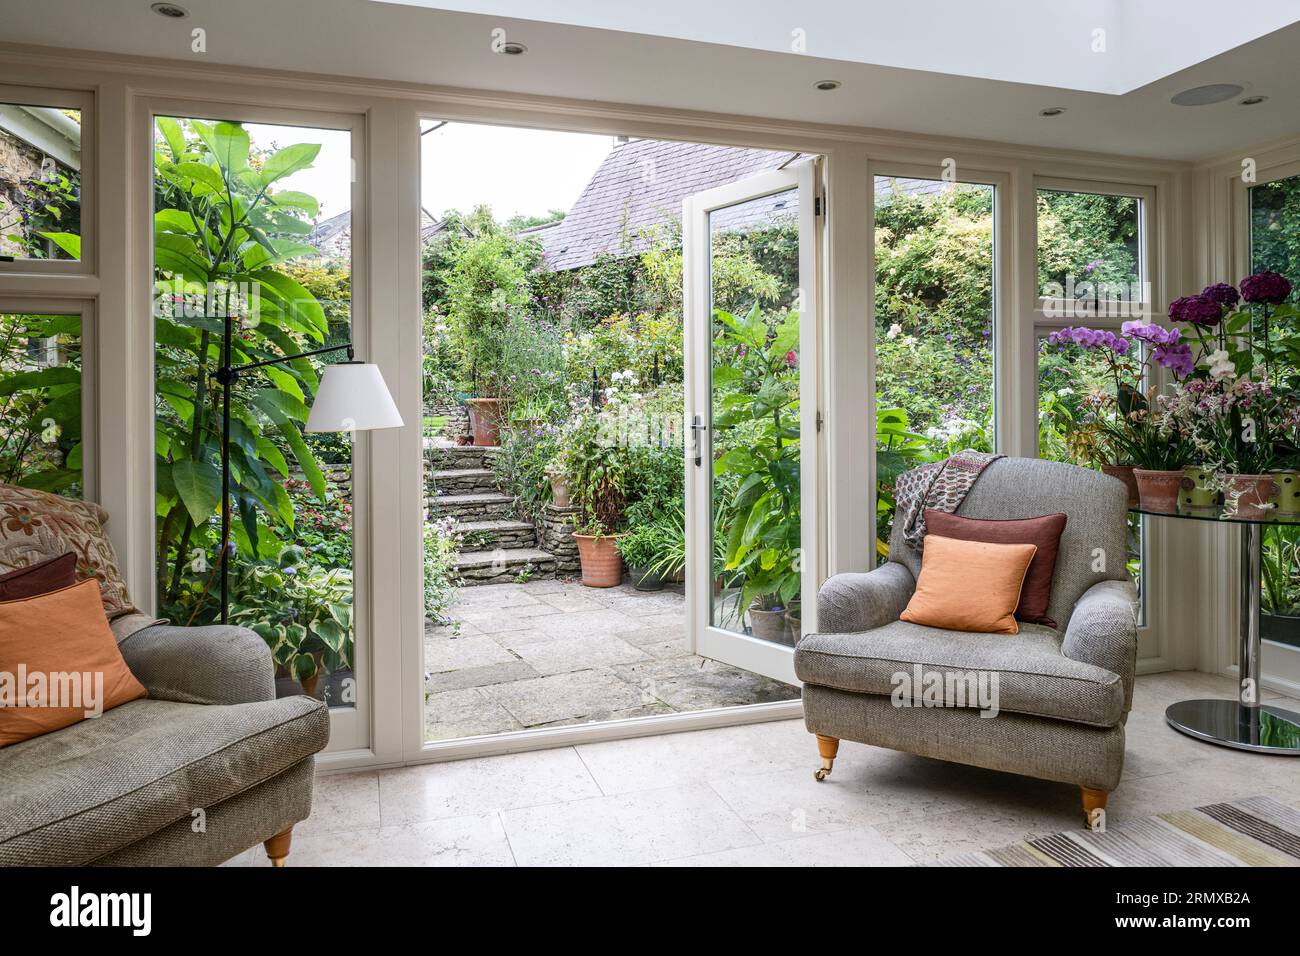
[814,767,831,781]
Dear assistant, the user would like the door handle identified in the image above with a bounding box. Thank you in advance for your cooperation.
[690,415,707,467]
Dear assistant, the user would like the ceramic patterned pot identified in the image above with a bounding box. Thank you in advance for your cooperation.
[1272,471,1300,515]
[1180,466,1218,510]
[1133,468,1184,513]
[1222,473,1278,521]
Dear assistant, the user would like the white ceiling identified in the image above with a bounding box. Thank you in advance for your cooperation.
[2,0,1298,161]
[378,0,1300,95]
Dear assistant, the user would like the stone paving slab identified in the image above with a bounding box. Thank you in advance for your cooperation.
[424,579,799,741]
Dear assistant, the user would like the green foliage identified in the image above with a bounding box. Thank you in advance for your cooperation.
[713,304,802,610]
[423,517,462,626]
[6,158,82,260]
[0,313,83,495]
[1252,175,1300,304]
[229,543,352,687]
[1036,190,1140,295]
[492,421,560,524]
[151,117,344,644]
[617,518,679,570]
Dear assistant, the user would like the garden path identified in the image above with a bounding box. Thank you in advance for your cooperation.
[424,579,800,740]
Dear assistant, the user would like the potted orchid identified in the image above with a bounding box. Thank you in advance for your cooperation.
[1045,321,1194,511]
[1162,273,1298,518]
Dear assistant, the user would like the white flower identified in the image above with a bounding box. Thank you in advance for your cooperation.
[1056,387,1073,397]
[1206,349,1235,380]
[901,335,917,349]
[886,323,902,340]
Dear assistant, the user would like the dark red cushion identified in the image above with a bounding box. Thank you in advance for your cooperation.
[0,551,78,601]
[923,511,1067,628]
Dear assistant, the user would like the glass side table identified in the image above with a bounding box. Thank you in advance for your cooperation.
[1132,503,1300,754]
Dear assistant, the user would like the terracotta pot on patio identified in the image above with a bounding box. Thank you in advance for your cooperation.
[1133,468,1183,513]
[784,604,802,645]
[1100,463,1140,507]
[465,397,503,447]
[574,533,624,588]
[1223,473,1278,521]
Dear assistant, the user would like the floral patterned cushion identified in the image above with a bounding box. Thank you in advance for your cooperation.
[0,484,137,619]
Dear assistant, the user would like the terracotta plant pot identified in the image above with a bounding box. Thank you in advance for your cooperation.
[1223,473,1277,520]
[1100,464,1140,507]
[748,602,790,644]
[574,533,624,588]
[465,397,503,447]
[1133,468,1184,513]
[454,433,474,446]
[1180,466,1218,510]
[547,471,571,508]
[1272,471,1300,515]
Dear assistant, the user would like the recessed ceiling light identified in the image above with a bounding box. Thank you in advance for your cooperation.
[814,80,841,91]
[1240,95,1269,106]
[499,41,527,56]
[150,2,189,17]
[1039,107,1067,117]
[1171,83,1244,106]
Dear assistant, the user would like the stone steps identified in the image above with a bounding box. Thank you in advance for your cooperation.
[454,547,558,584]
[453,518,538,550]
[430,467,497,495]
[424,442,500,472]
[428,492,516,521]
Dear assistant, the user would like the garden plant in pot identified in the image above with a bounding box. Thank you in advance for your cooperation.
[1162,274,1299,520]
[558,399,628,588]
[230,544,354,701]
[445,226,537,446]
[710,304,804,644]
[617,521,677,591]
[1045,322,1196,513]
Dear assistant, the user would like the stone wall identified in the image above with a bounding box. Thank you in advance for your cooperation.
[426,402,469,438]
[290,463,352,505]
[0,131,45,258]
[538,504,581,573]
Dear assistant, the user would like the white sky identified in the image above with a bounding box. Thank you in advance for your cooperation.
[242,120,612,227]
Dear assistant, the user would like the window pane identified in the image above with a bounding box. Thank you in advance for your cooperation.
[709,189,802,640]
[153,117,355,707]
[1250,173,1300,648]
[0,104,81,261]
[1037,335,1144,623]
[1036,189,1140,308]
[0,312,82,495]
[874,176,994,558]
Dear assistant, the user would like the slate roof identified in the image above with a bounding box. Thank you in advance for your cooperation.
[524,138,954,272]
[526,139,805,272]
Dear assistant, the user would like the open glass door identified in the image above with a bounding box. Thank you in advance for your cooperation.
[684,161,820,685]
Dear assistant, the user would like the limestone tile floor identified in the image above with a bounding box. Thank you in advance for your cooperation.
[228,672,1300,867]
[422,579,800,740]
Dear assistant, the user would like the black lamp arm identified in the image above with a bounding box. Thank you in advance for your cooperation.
[216,341,354,384]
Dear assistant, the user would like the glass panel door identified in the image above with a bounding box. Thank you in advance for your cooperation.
[684,162,819,683]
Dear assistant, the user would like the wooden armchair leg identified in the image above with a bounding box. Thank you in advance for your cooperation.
[814,734,840,781]
[1080,786,1109,831]
[264,827,294,867]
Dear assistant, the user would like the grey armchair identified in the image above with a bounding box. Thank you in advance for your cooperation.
[0,623,328,866]
[794,457,1138,825]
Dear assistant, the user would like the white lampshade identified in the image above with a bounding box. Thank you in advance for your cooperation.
[305,362,403,433]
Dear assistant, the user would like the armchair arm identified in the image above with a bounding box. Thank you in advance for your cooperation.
[118,624,275,705]
[815,561,916,634]
[1062,579,1139,711]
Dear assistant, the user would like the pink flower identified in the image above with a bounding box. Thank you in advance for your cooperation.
[785,350,797,368]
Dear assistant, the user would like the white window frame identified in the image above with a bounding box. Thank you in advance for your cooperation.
[0,84,93,277]
[0,296,97,500]
[139,99,373,754]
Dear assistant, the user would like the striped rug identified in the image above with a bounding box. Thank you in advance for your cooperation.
[936,795,1300,866]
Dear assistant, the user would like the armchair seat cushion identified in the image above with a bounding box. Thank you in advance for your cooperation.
[795,619,1125,728]
[0,695,328,866]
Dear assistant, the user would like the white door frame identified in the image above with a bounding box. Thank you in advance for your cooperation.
[683,161,822,685]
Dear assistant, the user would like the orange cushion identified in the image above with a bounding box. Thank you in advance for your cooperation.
[900,534,1038,635]
[0,579,147,747]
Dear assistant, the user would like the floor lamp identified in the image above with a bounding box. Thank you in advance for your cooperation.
[214,330,402,624]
